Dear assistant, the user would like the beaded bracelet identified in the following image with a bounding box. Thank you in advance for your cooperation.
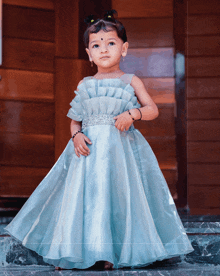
[127,108,142,121]
[72,130,83,140]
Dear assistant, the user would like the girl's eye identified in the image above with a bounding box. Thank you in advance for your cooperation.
[92,42,115,48]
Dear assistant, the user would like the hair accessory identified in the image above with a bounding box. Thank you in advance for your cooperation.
[84,14,99,26]
[84,10,118,28]
[103,9,118,21]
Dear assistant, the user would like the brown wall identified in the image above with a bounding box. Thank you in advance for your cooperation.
[1,0,219,215]
[0,0,105,200]
[186,0,220,215]
[0,1,55,197]
[0,0,177,201]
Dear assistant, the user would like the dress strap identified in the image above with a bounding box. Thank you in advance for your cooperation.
[120,73,134,85]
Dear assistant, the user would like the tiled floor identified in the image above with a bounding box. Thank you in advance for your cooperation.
[1,262,220,276]
[1,214,220,276]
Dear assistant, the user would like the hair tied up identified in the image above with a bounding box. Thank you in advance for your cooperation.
[84,14,98,26]
[103,9,118,21]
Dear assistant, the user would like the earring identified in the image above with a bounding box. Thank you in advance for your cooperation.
[122,56,125,62]
[90,60,93,67]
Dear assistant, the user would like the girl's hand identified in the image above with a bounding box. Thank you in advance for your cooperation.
[113,111,133,132]
[72,133,92,158]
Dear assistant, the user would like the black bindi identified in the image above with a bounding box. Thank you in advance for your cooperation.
[101,38,103,40]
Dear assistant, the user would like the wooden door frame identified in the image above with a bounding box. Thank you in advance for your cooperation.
[173,0,188,210]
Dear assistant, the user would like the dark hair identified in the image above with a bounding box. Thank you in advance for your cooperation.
[83,10,127,49]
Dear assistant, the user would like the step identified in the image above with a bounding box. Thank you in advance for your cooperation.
[0,216,220,272]
[0,260,220,275]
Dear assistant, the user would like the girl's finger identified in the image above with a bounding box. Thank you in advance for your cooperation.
[85,137,92,144]
[80,144,90,155]
[74,148,80,158]
[82,144,90,153]
[79,145,88,155]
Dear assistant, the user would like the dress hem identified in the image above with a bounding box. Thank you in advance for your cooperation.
[4,228,194,270]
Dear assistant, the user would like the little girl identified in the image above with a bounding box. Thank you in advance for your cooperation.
[4,9,194,271]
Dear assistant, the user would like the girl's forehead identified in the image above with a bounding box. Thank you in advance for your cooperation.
[89,29,118,41]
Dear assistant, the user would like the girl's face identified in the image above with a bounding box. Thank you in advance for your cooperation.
[86,28,128,71]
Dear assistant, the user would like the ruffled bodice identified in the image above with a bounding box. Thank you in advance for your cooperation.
[66,75,141,124]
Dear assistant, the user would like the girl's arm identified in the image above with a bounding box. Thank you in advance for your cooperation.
[130,76,159,121]
[70,79,83,136]
[70,120,82,137]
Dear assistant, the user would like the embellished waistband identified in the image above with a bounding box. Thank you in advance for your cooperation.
[81,114,134,130]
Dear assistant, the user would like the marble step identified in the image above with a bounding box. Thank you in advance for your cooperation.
[0,233,220,267]
[0,215,220,272]
[1,217,220,235]
[0,262,220,275]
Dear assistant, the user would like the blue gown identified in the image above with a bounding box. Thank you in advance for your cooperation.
[4,73,194,270]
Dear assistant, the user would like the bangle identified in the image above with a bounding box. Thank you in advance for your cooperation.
[127,108,142,121]
[136,108,142,121]
[127,110,135,120]
[72,130,83,139]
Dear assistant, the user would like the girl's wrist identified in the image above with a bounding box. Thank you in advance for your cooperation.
[72,130,83,139]
[128,108,142,121]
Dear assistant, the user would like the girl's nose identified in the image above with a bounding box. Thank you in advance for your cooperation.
[100,44,108,53]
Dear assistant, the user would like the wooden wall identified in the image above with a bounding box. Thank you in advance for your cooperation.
[112,0,177,197]
[1,0,218,215]
[186,0,220,215]
[0,1,55,198]
[0,0,107,205]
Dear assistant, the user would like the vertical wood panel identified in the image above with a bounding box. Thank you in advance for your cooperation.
[186,57,220,77]
[112,0,173,18]
[3,4,55,41]
[3,0,54,10]
[0,167,51,197]
[187,78,220,98]
[187,99,220,120]
[1,2,56,199]
[187,121,220,141]
[187,36,220,56]
[188,164,220,185]
[0,100,55,135]
[0,132,54,167]
[121,18,174,48]
[187,15,220,35]
[186,0,220,215]
[3,38,55,72]
[55,0,79,58]
[188,0,220,14]
[0,69,54,101]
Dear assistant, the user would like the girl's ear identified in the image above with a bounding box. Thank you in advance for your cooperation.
[85,48,91,60]
[122,42,129,56]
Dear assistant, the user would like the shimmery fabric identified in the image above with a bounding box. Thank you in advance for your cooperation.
[4,74,194,269]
